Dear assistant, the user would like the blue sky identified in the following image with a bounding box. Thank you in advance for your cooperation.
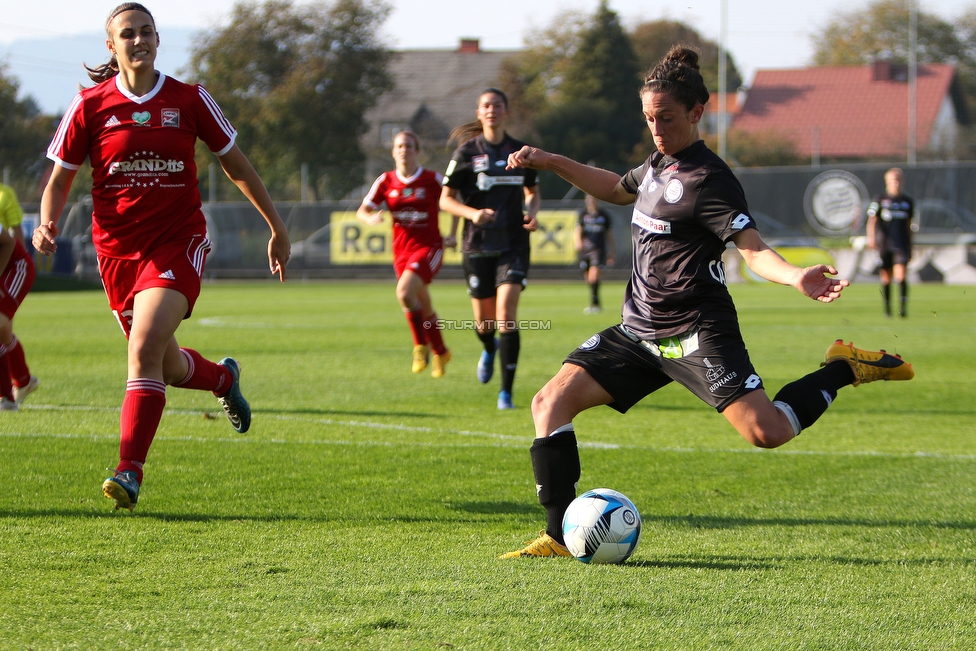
[2,0,973,114]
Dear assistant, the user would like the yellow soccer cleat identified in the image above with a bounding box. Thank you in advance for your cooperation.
[823,340,914,387]
[412,344,430,373]
[431,350,451,378]
[499,531,573,559]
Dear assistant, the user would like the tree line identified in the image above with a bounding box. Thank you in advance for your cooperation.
[2,0,976,203]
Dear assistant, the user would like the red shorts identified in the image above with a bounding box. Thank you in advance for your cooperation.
[98,236,211,337]
[0,255,35,320]
[394,245,443,284]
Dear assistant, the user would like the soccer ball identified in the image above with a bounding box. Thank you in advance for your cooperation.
[562,488,641,564]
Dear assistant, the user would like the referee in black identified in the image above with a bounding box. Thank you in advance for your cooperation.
[500,47,915,559]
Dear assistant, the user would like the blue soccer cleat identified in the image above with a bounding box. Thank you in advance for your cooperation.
[102,470,140,511]
[216,357,251,433]
[477,338,498,384]
[497,389,515,410]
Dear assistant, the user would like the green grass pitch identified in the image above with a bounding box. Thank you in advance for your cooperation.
[1,279,974,649]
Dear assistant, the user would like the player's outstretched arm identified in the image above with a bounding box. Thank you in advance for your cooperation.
[506,146,633,205]
[733,228,849,303]
[218,145,290,281]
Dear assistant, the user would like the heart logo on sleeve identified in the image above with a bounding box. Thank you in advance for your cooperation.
[131,111,151,125]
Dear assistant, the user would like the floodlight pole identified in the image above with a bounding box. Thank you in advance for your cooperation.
[908,0,917,165]
[718,0,728,161]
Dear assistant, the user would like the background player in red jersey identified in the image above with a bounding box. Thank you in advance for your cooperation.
[35,2,290,511]
[440,88,540,410]
[0,182,38,411]
[357,131,450,377]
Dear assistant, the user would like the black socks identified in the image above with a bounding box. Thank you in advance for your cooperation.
[530,429,581,545]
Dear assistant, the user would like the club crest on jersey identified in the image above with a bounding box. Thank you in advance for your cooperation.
[664,178,684,203]
[472,155,489,172]
[578,334,601,350]
[161,109,180,128]
[131,111,151,126]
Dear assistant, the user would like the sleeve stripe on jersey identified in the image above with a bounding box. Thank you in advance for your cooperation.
[46,93,84,164]
[363,174,386,209]
[197,86,238,153]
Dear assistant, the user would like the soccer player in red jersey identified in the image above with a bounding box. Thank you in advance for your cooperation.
[35,3,290,511]
[0,183,38,411]
[357,131,450,377]
[0,226,36,412]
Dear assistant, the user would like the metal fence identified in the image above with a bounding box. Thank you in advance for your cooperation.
[22,161,976,281]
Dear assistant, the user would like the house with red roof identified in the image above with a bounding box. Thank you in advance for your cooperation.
[732,62,968,162]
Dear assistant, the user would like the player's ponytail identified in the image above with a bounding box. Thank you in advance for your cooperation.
[85,3,157,84]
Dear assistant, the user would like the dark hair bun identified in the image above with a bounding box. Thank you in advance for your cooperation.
[663,46,700,71]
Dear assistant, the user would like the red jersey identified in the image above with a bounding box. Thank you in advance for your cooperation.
[363,168,444,254]
[47,73,236,260]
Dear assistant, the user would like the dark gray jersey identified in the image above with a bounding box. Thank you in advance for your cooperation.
[619,140,757,340]
[443,133,538,254]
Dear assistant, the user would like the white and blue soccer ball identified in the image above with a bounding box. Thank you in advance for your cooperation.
[562,488,642,564]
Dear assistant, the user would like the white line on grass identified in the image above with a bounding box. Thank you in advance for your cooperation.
[5,404,976,461]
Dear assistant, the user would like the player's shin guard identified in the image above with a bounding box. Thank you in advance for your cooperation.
[172,348,233,393]
[499,330,520,393]
[118,379,166,484]
[530,427,581,545]
[771,362,854,435]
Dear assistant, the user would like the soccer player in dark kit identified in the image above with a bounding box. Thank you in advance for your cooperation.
[575,193,615,313]
[500,46,915,558]
[440,88,540,410]
[866,167,915,318]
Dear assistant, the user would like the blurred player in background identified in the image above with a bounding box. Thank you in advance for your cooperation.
[0,182,38,411]
[575,194,615,314]
[501,46,914,558]
[358,131,450,377]
[440,88,540,410]
[36,2,290,511]
[866,167,915,318]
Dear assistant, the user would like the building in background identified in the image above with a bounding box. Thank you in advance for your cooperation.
[362,39,514,182]
[733,63,968,163]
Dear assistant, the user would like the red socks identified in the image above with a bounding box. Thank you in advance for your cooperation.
[118,379,166,484]
[5,335,31,388]
[172,348,233,395]
[405,308,427,346]
[0,344,12,400]
[423,312,447,355]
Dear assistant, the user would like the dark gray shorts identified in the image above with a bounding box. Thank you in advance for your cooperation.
[563,323,764,413]
[463,248,530,299]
